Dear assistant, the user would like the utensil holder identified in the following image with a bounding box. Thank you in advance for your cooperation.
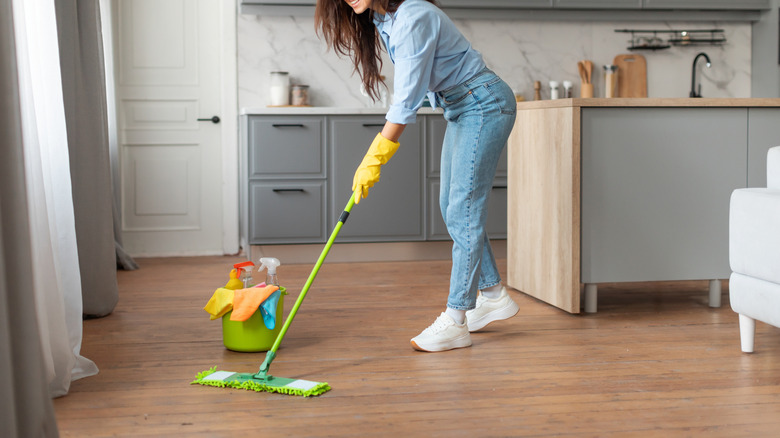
[580,83,593,98]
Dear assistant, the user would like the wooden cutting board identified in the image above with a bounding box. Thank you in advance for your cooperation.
[613,54,647,98]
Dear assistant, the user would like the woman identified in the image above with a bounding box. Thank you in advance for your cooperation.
[315,0,519,352]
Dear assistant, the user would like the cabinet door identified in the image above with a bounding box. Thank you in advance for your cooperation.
[248,181,327,244]
[554,0,640,8]
[426,115,507,178]
[247,116,325,179]
[643,0,769,10]
[330,116,424,241]
[748,108,780,188]
[439,0,553,7]
[580,107,746,283]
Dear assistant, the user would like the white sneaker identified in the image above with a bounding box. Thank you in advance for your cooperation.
[411,312,472,352]
[466,286,520,332]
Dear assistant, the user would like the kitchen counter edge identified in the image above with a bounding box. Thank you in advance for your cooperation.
[516,98,780,109]
[241,107,444,116]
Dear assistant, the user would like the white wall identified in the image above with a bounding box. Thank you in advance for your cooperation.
[238,15,751,108]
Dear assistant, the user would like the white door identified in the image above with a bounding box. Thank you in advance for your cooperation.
[115,0,225,256]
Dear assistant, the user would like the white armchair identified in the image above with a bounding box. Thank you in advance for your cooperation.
[729,146,780,353]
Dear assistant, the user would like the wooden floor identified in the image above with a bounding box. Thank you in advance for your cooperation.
[54,256,780,437]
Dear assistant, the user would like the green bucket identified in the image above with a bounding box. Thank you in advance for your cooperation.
[221,287,286,352]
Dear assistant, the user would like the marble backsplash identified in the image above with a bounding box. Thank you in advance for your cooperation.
[238,14,751,108]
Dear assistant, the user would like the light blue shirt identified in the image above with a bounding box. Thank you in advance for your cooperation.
[373,0,486,125]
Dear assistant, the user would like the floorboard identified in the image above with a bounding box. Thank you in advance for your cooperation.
[53,256,780,437]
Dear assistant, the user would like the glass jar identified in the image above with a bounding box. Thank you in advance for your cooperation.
[269,71,290,106]
[291,85,309,106]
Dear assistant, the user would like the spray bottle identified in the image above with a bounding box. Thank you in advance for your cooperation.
[233,261,255,288]
[258,257,281,286]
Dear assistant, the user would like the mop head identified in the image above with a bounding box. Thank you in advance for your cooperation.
[191,367,331,397]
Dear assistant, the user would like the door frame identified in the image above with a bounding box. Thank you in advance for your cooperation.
[220,0,239,255]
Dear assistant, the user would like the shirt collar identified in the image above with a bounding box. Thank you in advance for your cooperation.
[373,10,394,36]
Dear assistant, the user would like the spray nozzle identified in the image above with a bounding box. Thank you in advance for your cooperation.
[258,257,281,275]
[258,257,281,286]
[233,261,255,288]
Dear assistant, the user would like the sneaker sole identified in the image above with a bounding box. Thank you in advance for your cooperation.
[467,300,520,332]
[410,334,472,352]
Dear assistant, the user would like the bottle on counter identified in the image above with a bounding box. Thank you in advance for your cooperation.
[269,71,290,106]
[533,81,542,101]
[563,81,573,98]
[603,65,618,98]
[549,81,560,100]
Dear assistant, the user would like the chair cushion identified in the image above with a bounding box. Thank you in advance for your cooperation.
[769,146,780,190]
[729,187,780,284]
[730,272,780,329]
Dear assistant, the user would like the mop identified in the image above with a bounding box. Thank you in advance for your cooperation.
[192,191,358,397]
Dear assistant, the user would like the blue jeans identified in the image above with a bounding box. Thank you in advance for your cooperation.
[435,68,516,310]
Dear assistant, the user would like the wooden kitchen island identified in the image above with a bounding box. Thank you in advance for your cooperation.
[507,98,780,313]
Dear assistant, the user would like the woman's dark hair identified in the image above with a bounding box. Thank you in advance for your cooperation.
[315,0,437,101]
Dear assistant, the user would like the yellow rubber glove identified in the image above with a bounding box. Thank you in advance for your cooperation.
[352,133,400,204]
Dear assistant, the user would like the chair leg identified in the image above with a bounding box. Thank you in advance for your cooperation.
[738,314,756,353]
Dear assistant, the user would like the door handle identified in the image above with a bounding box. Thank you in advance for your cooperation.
[197,116,220,124]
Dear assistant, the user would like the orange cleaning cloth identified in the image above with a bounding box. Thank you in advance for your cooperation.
[229,285,279,322]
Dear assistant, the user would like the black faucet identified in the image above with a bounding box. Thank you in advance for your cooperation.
[690,52,711,98]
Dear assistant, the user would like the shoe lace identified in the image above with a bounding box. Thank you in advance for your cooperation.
[425,314,453,334]
[475,294,488,307]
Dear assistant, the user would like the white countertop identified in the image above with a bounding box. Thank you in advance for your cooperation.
[240,106,443,116]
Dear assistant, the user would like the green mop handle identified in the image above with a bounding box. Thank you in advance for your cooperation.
[256,190,358,378]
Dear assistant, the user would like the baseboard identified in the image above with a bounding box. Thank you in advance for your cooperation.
[247,240,507,265]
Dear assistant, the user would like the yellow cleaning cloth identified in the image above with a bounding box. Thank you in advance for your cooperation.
[204,288,235,320]
[230,285,279,322]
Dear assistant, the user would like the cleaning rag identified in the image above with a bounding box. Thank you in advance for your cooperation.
[203,288,235,320]
[230,285,279,322]
[259,289,282,330]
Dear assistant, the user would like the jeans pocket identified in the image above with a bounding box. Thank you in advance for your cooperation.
[484,79,517,116]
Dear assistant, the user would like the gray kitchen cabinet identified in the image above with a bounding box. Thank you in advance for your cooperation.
[245,115,328,244]
[439,0,553,7]
[248,116,325,179]
[508,100,780,314]
[243,112,509,246]
[241,0,768,19]
[748,108,780,188]
[248,181,327,244]
[329,116,425,242]
[425,115,508,240]
[580,108,746,285]
[643,0,770,10]
[553,0,641,8]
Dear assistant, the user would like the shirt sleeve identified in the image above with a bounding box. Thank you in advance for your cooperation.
[385,12,440,125]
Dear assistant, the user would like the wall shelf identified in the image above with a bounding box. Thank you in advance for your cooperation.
[615,29,726,51]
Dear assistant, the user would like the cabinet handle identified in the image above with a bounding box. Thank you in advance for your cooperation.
[492,185,507,190]
[272,188,305,193]
[272,123,305,128]
[362,123,385,127]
